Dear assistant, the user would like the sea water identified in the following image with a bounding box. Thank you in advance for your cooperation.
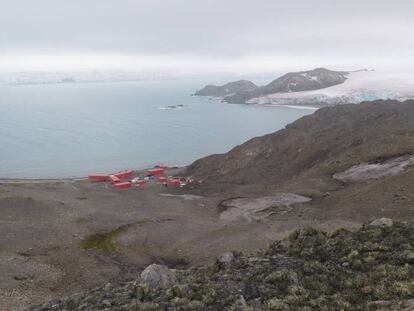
[0,80,313,178]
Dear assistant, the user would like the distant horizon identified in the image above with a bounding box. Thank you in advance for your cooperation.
[1,53,413,75]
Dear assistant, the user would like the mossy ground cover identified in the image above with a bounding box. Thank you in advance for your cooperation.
[80,224,132,252]
[30,220,414,310]
[80,219,169,253]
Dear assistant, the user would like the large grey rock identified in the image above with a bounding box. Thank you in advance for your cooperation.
[218,251,235,264]
[140,264,177,288]
[370,218,393,228]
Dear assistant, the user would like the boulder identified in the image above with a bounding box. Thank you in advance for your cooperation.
[140,264,177,288]
[218,251,235,265]
[370,218,393,228]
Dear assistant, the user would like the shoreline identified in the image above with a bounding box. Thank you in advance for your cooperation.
[265,103,320,110]
[0,177,87,184]
[205,95,321,110]
[0,165,188,183]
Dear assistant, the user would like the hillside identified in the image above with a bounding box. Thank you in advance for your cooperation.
[187,100,414,189]
[186,100,414,226]
[27,219,414,310]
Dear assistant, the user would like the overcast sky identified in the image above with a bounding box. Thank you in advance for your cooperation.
[1,0,413,74]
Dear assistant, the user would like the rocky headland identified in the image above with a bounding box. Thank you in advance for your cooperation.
[193,80,259,97]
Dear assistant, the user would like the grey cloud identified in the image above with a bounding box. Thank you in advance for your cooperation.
[0,0,413,70]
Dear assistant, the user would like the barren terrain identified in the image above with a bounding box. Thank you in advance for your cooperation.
[2,100,414,310]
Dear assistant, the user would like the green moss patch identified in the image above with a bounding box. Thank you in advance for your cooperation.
[80,219,172,253]
[80,224,133,252]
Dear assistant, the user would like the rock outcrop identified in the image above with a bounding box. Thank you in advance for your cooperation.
[370,218,394,228]
[194,80,258,97]
[139,264,177,288]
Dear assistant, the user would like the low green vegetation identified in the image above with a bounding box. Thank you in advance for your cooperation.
[80,219,168,252]
[32,220,414,310]
[80,224,133,252]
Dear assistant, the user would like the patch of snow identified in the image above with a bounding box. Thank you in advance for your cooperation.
[333,154,414,183]
[269,104,319,110]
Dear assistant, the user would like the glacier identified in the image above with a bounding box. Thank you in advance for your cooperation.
[247,71,414,107]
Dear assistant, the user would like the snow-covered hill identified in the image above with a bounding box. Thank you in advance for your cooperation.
[247,71,414,107]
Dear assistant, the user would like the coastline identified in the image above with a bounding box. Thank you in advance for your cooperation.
[265,103,320,110]
[0,177,87,184]
[203,95,321,110]
[0,165,188,184]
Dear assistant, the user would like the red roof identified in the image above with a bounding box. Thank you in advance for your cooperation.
[114,170,133,179]
[148,168,165,175]
[113,181,132,189]
[88,174,110,181]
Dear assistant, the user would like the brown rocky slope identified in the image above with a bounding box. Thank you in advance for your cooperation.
[187,100,414,193]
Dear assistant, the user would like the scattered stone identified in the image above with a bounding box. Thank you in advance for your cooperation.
[104,283,112,290]
[140,264,177,288]
[230,295,251,310]
[272,239,291,253]
[102,299,111,307]
[370,217,393,228]
[218,251,235,265]
[13,274,28,281]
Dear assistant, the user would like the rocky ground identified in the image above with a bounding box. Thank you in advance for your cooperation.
[2,100,414,310]
[0,170,353,311]
[25,218,414,311]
